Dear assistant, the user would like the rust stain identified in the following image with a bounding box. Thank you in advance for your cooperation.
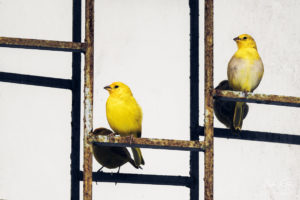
[214,89,300,107]
[88,133,206,152]
[0,36,86,52]
[204,0,214,200]
[83,0,94,200]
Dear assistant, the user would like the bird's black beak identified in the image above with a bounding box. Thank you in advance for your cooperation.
[104,85,111,91]
[233,37,240,41]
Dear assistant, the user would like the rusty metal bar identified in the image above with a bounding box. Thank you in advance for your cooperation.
[198,126,300,145]
[214,89,300,108]
[189,0,200,199]
[89,135,206,152]
[204,0,214,200]
[0,36,86,52]
[0,71,72,89]
[70,0,82,199]
[79,172,193,187]
[83,0,94,199]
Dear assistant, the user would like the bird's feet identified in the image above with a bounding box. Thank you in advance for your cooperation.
[95,166,104,185]
[128,135,134,145]
[124,135,134,145]
[97,166,104,173]
[114,168,121,185]
[243,91,249,97]
[108,132,116,140]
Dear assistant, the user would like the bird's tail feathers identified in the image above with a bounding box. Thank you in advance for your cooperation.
[128,158,142,169]
[233,102,245,131]
[131,147,145,167]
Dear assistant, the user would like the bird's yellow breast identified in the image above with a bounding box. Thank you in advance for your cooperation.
[106,95,142,136]
[228,48,264,92]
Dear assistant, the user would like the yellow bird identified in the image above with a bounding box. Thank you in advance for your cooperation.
[104,82,145,167]
[228,34,264,130]
[92,127,140,172]
[214,80,249,133]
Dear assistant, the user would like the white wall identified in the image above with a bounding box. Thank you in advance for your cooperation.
[0,0,300,199]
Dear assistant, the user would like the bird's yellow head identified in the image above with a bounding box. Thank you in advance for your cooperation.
[104,82,133,97]
[233,34,257,49]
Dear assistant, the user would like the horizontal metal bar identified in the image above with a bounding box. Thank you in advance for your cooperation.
[198,126,300,145]
[0,71,72,90]
[214,89,300,108]
[78,171,192,187]
[0,37,86,52]
[89,135,206,152]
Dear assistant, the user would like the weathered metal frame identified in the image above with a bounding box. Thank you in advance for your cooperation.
[82,0,94,199]
[1,0,300,200]
[204,1,214,200]
[0,37,86,52]
[0,0,206,199]
[214,90,300,107]
[0,1,83,200]
[90,135,206,151]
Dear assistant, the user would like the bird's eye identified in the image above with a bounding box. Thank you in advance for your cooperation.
[114,85,119,89]
[243,36,247,40]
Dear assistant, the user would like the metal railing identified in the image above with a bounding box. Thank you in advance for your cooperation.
[0,0,83,199]
[1,1,300,200]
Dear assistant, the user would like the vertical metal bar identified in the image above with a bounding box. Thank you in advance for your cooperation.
[71,0,82,199]
[83,0,94,199]
[204,0,214,200]
[189,0,200,199]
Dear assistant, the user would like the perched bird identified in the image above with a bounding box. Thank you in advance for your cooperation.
[214,80,249,133]
[92,127,139,172]
[104,82,145,167]
[228,34,264,130]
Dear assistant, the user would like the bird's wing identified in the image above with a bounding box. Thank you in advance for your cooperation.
[110,147,131,159]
